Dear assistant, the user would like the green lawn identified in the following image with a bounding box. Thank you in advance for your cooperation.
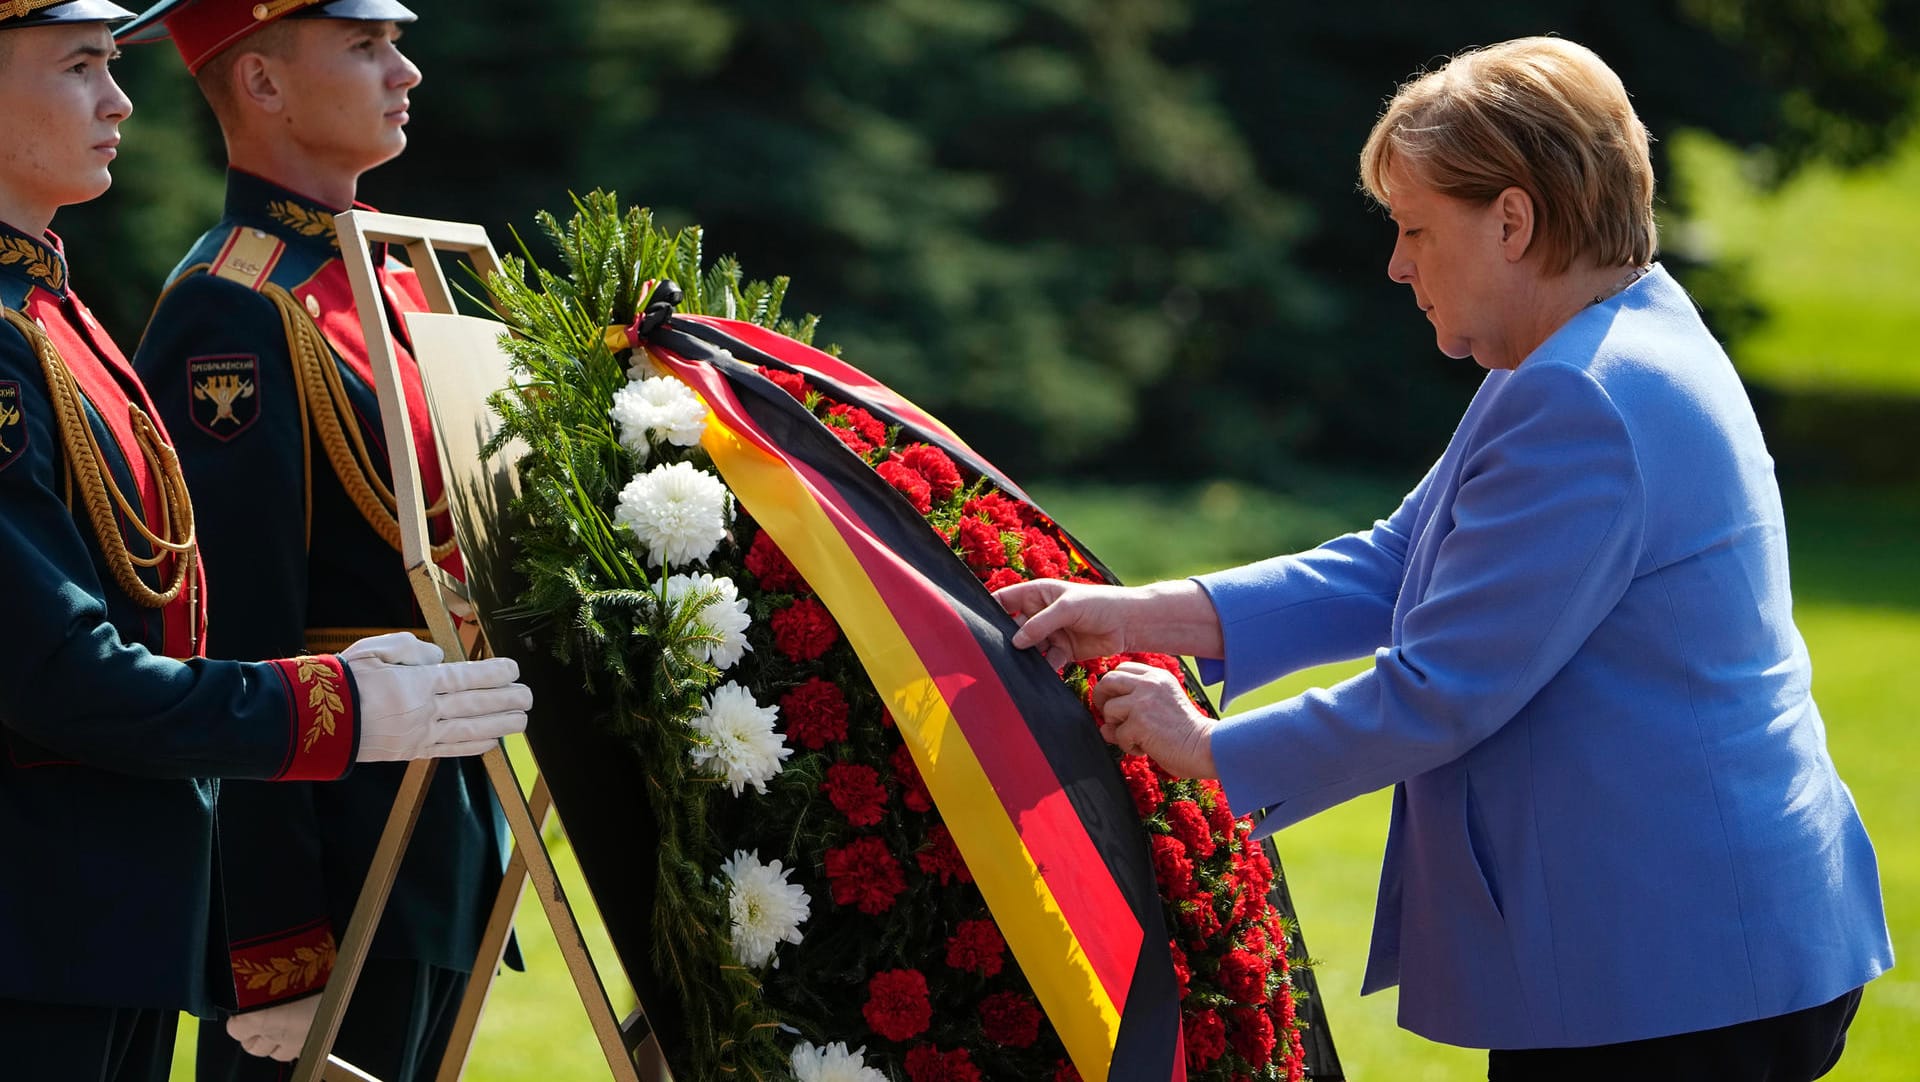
[1670,129,1920,397]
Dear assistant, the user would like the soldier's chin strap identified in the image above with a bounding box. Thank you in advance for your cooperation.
[1,309,200,616]
[264,281,455,562]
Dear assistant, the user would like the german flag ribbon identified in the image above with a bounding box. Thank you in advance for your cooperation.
[643,316,1186,1082]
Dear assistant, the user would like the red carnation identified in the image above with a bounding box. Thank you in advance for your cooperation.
[771,597,839,662]
[878,456,934,514]
[1288,1031,1306,1081]
[955,517,1008,573]
[1125,651,1186,681]
[1053,1062,1083,1082]
[757,365,812,403]
[945,918,1006,977]
[1270,980,1299,1033]
[890,742,933,812]
[1183,1007,1227,1069]
[829,424,877,456]
[780,677,849,750]
[978,991,1042,1048]
[825,836,907,915]
[863,968,932,1042]
[1019,528,1070,579]
[823,763,889,827]
[1228,1005,1277,1068]
[1120,754,1163,816]
[1180,891,1223,941]
[1240,921,1270,958]
[1166,799,1216,859]
[827,403,888,449]
[963,491,1027,530]
[899,443,963,502]
[982,567,1025,593]
[915,825,972,885]
[744,529,806,593]
[1203,782,1238,838]
[904,1044,981,1082]
[1169,940,1192,998]
[1150,834,1195,900]
[1218,948,1271,1004]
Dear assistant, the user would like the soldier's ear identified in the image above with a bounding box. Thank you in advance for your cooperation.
[232,52,288,116]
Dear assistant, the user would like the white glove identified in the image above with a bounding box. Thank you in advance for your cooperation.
[225,994,321,1062]
[341,633,531,761]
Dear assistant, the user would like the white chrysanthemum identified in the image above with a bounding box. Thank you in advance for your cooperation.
[688,682,789,795]
[610,375,709,457]
[663,572,752,671]
[789,1040,886,1082]
[720,850,811,969]
[614,461,730,568]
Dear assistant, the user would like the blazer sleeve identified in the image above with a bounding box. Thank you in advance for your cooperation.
[0,327,359,781]
[1190,458,1437,702]
[1212,362,1646,835]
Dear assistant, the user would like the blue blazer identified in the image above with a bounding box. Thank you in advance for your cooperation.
[1195,265,1891,1048]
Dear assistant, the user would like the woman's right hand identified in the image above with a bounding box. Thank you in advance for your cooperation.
[994,578,1225,668]
[995,580,1138,667]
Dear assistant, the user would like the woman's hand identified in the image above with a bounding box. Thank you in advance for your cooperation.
[994,579,1138,667]
[1092,661,1218,779]
[993,578,1226,668]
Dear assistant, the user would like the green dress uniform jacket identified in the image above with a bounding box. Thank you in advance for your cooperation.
[133,170,508,1014]
[0,222,361,1016]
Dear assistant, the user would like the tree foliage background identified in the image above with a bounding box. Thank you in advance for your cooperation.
[66,0,1920,485]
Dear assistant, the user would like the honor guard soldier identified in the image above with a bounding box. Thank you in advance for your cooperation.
[0,4,530,1080]
[119,2,516,1078]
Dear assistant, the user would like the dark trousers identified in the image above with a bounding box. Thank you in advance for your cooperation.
[1489,986,1865,1082]
[0,998,177,1082]
[196,959,468,1082]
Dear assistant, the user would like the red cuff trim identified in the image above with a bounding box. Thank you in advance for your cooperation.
[269,655,355,781]
[230,919,337,1010]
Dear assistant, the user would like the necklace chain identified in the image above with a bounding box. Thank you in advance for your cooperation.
[1591,264,1650,306]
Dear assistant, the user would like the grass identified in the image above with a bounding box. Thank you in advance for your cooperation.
[1670,129,1920,398]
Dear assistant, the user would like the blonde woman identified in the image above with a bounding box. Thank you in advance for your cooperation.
[999,36,1890,1082]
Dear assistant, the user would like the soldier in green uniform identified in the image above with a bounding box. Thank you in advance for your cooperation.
[119,1,518,1078]
[0,5,531,1080]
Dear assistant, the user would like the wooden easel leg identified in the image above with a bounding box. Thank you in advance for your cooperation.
[291,758,439,1082]
[431,774,555,1082]
[477,745,661,1082]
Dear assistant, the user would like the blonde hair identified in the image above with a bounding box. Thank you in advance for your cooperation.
[1359,36,1657,275]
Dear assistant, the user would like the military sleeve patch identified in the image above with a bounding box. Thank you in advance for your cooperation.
[187,354,261,441]
[0,381,26,473]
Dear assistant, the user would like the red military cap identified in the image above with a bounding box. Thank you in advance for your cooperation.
[116,0,415,73]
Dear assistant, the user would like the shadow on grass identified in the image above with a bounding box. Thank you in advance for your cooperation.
[1783,485,1920,613]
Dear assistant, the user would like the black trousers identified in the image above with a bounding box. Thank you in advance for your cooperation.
[0,998,177,1082]
[196,959,468,1082]
[1489,986,1865,1082]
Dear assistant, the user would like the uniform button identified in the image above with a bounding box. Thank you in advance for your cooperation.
[305,295,322,318]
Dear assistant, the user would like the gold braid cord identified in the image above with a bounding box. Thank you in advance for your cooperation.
[262,284,455,562]
[2,310,197,609]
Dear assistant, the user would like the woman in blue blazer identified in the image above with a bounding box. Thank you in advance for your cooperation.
[997,36,1891,1081]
